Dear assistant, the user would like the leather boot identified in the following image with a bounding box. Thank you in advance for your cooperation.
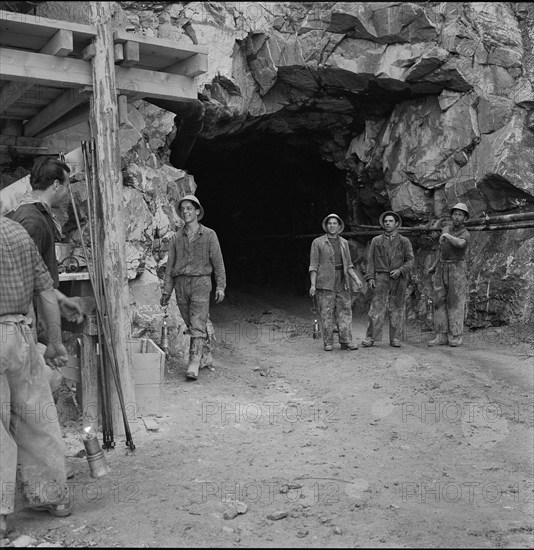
[427,333,448,347]
[186,338,203,380]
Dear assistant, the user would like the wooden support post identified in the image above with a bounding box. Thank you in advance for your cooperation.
[81,330,100,428]
[88,1,138,437]
[118,94,128,126]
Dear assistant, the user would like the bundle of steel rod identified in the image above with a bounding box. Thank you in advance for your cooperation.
[68,139,135,451]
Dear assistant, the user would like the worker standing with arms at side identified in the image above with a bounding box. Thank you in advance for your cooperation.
[309,213,362,351]
[160,195,226,380]
[427,203,470,347]
[362,211,414,348]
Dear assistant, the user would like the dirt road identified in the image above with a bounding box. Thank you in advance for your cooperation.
[3,288,533,548]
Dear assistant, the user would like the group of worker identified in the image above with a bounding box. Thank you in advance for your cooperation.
[309,205,470,351]
[1,154,469,536]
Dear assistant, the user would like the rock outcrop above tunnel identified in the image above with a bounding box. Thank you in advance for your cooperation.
[113,1,534,325]
[60,1,525,326]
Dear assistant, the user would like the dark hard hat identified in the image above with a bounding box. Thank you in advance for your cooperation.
[379,210,402,228]
[322,213,345,233]
[177,194,204,221]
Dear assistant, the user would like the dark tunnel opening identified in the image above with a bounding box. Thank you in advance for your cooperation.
[184,132,348,295]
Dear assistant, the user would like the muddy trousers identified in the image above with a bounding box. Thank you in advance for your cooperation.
[0,315,67,516]
[432,261,467,338]
[316,288,353,346]
[365,272,408,342]
[174,275,213,367]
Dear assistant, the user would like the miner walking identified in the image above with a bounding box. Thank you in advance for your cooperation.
[427,203,470,347]
[160,195,226,380]
[362,211,414,348]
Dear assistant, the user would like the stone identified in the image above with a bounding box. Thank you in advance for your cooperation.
[11,535,38,547]
[267,511,288,520]
[223,508,238,520]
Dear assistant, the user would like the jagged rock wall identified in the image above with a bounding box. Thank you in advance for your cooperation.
[32,1,534,328]
[116,0,531,326]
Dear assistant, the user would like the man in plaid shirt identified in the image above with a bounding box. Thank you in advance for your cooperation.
[1,217,73,536]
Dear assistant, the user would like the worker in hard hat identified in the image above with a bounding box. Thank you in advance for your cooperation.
[427,203,470,347]
[309,214,363,351]
[361,211,414,348]
[160,195,226,380]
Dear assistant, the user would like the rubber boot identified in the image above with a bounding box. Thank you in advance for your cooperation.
[199,336,213,369]
[186,338,203,380]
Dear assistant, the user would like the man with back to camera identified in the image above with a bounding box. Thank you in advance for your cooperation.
[1,216,74,537]
[427,203,470,347]
[362,211,414,348]
[160,195,226,380]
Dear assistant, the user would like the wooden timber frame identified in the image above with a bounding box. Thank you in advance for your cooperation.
[0,3,208,436]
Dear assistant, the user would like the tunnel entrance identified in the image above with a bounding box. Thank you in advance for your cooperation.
[185,132,348,294]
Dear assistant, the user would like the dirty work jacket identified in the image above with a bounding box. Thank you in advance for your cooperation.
[7,202,60,288]
[309,234,354,291]
[365,231,414,281]
[163,224,226,295]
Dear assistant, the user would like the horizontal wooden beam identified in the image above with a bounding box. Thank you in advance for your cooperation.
[163,53,208,78]
[0,47,92,88]
[0,29,73,113]
[115,64,198,100]
[33,103,90,138]
[0,9,96,42]
[0,134,45,147]
[113,30,208,60]
[1,47,199,101]
[24,87,89,137]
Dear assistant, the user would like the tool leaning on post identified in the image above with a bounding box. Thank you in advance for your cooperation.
[68,139,135,452]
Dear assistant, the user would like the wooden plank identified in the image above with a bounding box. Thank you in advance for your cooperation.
[113,29,208,60]
[24,87,89,137]
[114,43,124,63]
[40,29,73,56]
[1,47,198,101]
[0,47,93,87]
[82,42,96,60]
[33,103,90,138]
[120,40,139,67]
[117,94,128,125]
[0,9,96,43]
[163,53,208,77]
[88,1,137,437]
[115,64,198,100]
[80,333,100,428]
[0,29,73,112]
[0,81,27,112]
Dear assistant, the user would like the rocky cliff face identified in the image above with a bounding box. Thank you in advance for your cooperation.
[114,1,534,326]
[27,1,533,330]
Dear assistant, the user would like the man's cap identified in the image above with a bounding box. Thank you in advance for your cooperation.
[177,194,204,221]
